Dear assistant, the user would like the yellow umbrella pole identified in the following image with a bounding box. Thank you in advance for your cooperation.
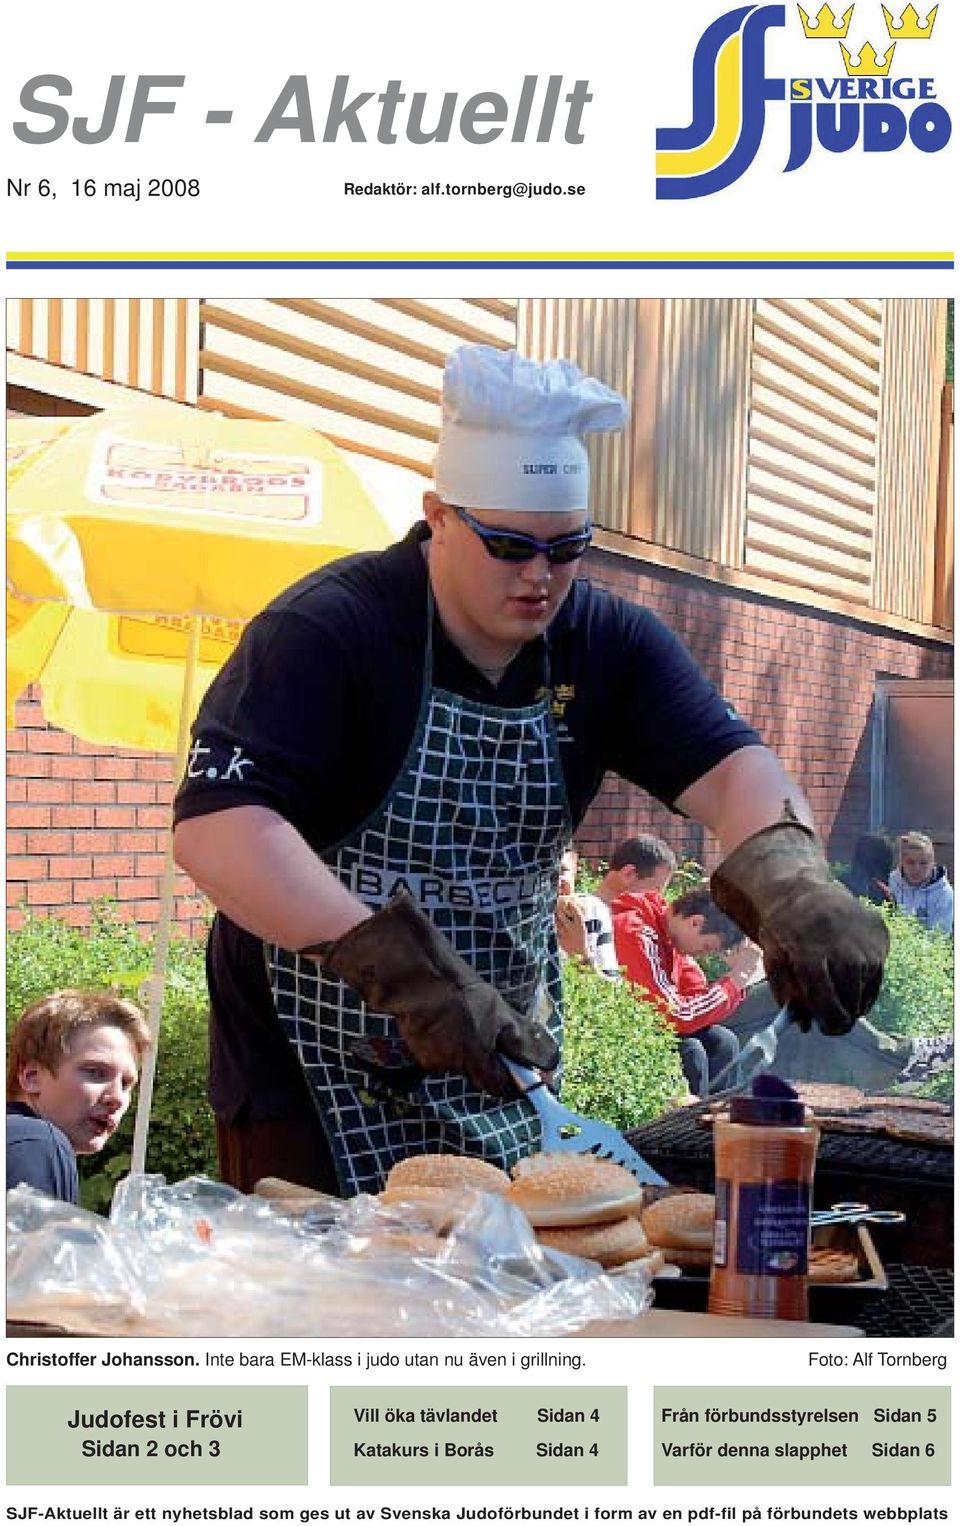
[130,616,202,1177]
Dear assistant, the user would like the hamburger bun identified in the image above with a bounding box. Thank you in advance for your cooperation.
[254,1177,340,1218]
[378,1183,483,1233]
[655,1243,714,1270]
[808,1248,860,1284]
[535,1216,660,1269]
[642,1192,715,1251]
[384,1153,511,1196]
[506,1152,646,1227]
[347,1225,447,1261]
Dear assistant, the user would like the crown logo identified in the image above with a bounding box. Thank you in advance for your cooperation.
[839,38,897,72]
[882,2,937,36]
[798,2,855,36]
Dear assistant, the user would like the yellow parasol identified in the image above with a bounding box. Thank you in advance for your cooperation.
[8,599,242,751]
[6,416,74,487]
[8,419,237,743]
[7,405,425,1172]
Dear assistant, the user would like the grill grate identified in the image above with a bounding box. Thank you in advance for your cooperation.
[651,1263,952,1337]
[627,1108,954,1273]
[626,1110,953,1181]
[852,1264,953,1338]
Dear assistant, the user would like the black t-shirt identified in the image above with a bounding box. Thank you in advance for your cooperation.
[6,1101,80,1204]
[174,523,760,1121]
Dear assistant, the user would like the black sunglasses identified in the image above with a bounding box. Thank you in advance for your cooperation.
[450,504,592,565]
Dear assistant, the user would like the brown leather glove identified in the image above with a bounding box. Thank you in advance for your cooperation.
[305,891,559,1096]
[710,804,890,1036]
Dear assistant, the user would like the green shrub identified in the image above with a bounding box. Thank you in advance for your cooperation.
[560,957,686,1128]
[575,853,704,901]
[868,905,954,1100]
[574,858,604,895]
[869,904,954,1039]
[912,1068,954,1102]
[6,904,216,1211]
[666,857,707,898]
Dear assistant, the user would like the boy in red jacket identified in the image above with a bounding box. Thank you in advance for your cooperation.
[613,883,762,1096]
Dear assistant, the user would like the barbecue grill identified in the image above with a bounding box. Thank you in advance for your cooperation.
[626,1107,953,1269]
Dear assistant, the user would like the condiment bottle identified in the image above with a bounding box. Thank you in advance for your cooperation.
[708,1077,819,1321]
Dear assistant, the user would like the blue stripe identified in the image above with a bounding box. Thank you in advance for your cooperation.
[8,259,954,270]
[655,5,757,152]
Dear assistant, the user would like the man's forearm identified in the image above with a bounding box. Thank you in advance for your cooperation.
[675,745,814,858]
[173,805,372,948]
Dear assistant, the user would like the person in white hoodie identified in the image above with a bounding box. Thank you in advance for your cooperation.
[889,832,954,936]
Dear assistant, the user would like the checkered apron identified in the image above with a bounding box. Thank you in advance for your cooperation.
[265,641,571,1197]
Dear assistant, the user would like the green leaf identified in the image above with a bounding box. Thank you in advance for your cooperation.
[106,965,152,993]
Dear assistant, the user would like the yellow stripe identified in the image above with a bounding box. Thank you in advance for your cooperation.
[8,250,955,262]
[656,33,743,178]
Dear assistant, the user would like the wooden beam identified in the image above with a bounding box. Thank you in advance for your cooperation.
[932,380,954,630]
[127,298,140,389]
[377,298,515,347]
[47,300,62,365]
[152,299,165,395]
[808,298,884,347]
[767,298,881,370]
[750,396,876,467]
[753,345,879,424]
[467,298,518,320]
[628,300,660,542]
[197,394,433,477]
[18,299,33,355]
[199,349,441,442]
[274,299,449,368]
[755,312,881,395]
[175,298,189,401]
[746,506,873,562]
[200,302,441,404]
[6,353,195,414]
[103,299,116,381]
[75,299,89,374]
[588,526,951,636]
[747,452,875,516]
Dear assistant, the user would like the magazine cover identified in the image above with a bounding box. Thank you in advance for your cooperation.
[3,0,954,1515]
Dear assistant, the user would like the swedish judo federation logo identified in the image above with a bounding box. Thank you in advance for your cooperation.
[656,6,787,198]
[656,2,951,197]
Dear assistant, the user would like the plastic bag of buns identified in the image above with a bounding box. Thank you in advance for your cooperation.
[6,1186,150,1335]
[6,1165,656,1337]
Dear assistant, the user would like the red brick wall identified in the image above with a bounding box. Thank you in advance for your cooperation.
[576,547,953,871]
[6,551,953,929]
[7,692,208,934]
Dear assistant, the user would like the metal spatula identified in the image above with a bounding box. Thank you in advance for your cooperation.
[500,1055,667,1186]
[706,1004,795,1096]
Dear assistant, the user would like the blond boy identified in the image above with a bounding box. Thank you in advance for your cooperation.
[7,990,150,1204]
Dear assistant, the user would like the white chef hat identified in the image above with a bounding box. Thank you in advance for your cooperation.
[434,345,629,513]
